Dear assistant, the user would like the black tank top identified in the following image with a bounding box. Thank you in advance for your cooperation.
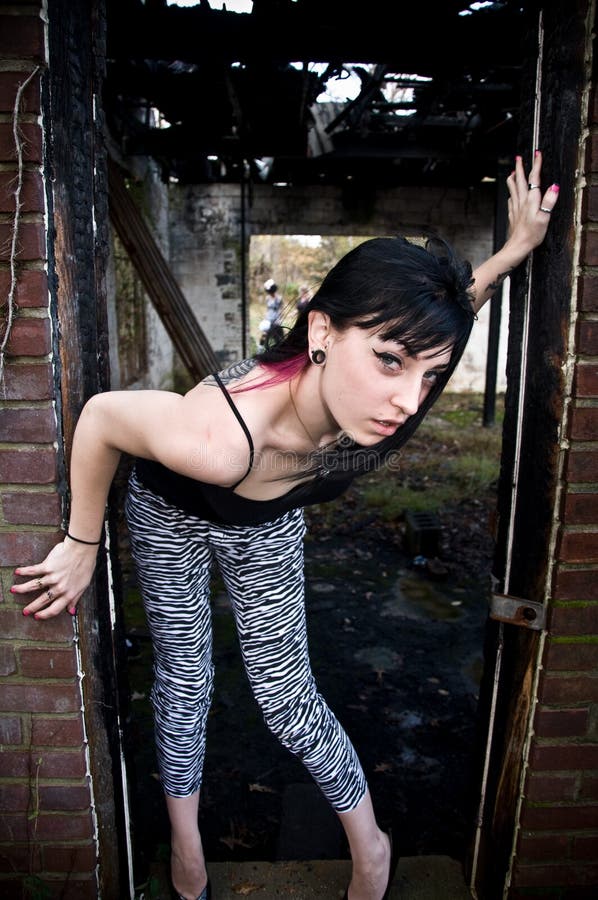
[134,373,353,526]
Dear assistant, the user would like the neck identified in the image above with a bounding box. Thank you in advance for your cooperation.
[287,371,338,449]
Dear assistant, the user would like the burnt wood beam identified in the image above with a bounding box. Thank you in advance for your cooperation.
[108,158,220,381]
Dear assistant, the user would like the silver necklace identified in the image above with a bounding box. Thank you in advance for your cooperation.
[288,380,318,450]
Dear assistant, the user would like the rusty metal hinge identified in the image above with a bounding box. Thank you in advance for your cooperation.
[489,593,547,631]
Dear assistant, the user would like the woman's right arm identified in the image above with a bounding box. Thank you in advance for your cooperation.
[11,387,236,620]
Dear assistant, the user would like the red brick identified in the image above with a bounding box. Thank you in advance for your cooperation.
[564,493,598,525]
[2,317,51,356]
[41,843,96,873]
[0,643,17,677]
[549,601,598,632]
[19,647,77,678]
[558,530,598,563]
[526,772,578,802]
[581,230,598,266]
[534,709,589,737]
[31,715,84,747]
[0,222,45,261]
[0,607,73,641]
[0,783,28,810]
[0,71,40,115]
[0,748,86,779]
[39,784,92,812]
[529,743,598,770]
[0,406,57,443]
[513,861,598,886]
[577,320,598,355]
[0,810,93,842]
[0,842,42,873]
[580,774,598,800]
[569,406,598,441]
[539,673,598,703]
[0,269,48,308]
[572,835,598,860]
[574,363,598,398]
[1,363,53,400]
[0,121,42,163]
[2,491,62,525]
[0,448,57,483]
[583,185,598,222]
[0,716,22,744]
[0,683,81,714]
[579,275,598,312]
[55,878,97,900]
[0,16,45,60]
[565,449,598,483]
[544,642,598,671]
[517,832,570,862]
[0,170,44,214]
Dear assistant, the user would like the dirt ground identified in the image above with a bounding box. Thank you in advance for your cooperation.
[118,444,498,892]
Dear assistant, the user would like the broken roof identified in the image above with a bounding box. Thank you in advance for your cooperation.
[104,0,539,187]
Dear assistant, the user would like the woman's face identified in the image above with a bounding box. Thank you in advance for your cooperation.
[320,323,453,445]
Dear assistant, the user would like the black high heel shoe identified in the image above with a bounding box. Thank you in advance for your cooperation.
[173,879,211,900]
[342,829,398,900]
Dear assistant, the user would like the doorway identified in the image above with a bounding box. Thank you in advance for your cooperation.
[113,231,506,894]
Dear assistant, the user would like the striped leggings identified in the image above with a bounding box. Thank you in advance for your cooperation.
[124,472,368,813]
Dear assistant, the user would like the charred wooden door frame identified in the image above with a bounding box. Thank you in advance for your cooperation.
[467,1,590,896]
[46,0,132,895]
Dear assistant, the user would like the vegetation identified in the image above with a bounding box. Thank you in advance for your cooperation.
[305,391,504,538]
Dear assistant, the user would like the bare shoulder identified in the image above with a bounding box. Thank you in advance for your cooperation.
[178,362,265,484]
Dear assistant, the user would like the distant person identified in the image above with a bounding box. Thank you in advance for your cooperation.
[296,283,312,315]
[263,278,283,328]
[13,156,558,900]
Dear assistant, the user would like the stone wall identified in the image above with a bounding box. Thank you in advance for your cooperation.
[168,180,503,391]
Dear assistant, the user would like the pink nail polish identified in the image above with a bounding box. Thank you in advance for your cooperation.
[68,607,77,616]
[535,149,541,156]
[33,613,40,620]
[22,609,30,617]
[516,155,522,161]
[551,183,560,193]
[10,586,15,593]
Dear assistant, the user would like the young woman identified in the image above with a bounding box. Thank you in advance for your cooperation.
[12,155,558,900]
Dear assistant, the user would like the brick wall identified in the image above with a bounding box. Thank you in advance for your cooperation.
[0,5,97,898]
[509,87,598,897]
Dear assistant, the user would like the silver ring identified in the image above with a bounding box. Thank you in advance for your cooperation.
[529,183,541,190]
[46,589,54,602]
[539,206,552,213]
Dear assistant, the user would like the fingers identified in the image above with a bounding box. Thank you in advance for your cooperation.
[11,575,77,619]
[539,183,560,215]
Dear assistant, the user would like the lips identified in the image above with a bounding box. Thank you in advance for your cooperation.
[372,418,401,437]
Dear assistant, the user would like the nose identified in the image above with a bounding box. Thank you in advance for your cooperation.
[391,374,423,417]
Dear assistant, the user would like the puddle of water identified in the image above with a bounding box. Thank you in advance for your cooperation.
[353,646,403,671]
[386,574,467,621]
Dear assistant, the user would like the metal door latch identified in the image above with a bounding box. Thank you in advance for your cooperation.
[489,593,547,631]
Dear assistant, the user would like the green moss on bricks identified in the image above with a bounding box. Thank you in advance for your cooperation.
[551,635,598,643]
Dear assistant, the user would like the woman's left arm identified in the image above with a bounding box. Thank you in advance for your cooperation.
[471,151,559,313]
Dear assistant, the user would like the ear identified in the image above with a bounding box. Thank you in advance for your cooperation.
[307,310,331,349]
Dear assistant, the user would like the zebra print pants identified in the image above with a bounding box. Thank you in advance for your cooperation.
[124,472,368,813]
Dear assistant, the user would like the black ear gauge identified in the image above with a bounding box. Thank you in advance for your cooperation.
[311,348,327,365]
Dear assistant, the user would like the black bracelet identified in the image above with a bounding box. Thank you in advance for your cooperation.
[66,531,102,546]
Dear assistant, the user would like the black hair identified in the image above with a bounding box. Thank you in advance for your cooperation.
[256,235,476,479]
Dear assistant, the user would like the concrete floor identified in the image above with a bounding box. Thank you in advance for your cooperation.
[148,857,472,899]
